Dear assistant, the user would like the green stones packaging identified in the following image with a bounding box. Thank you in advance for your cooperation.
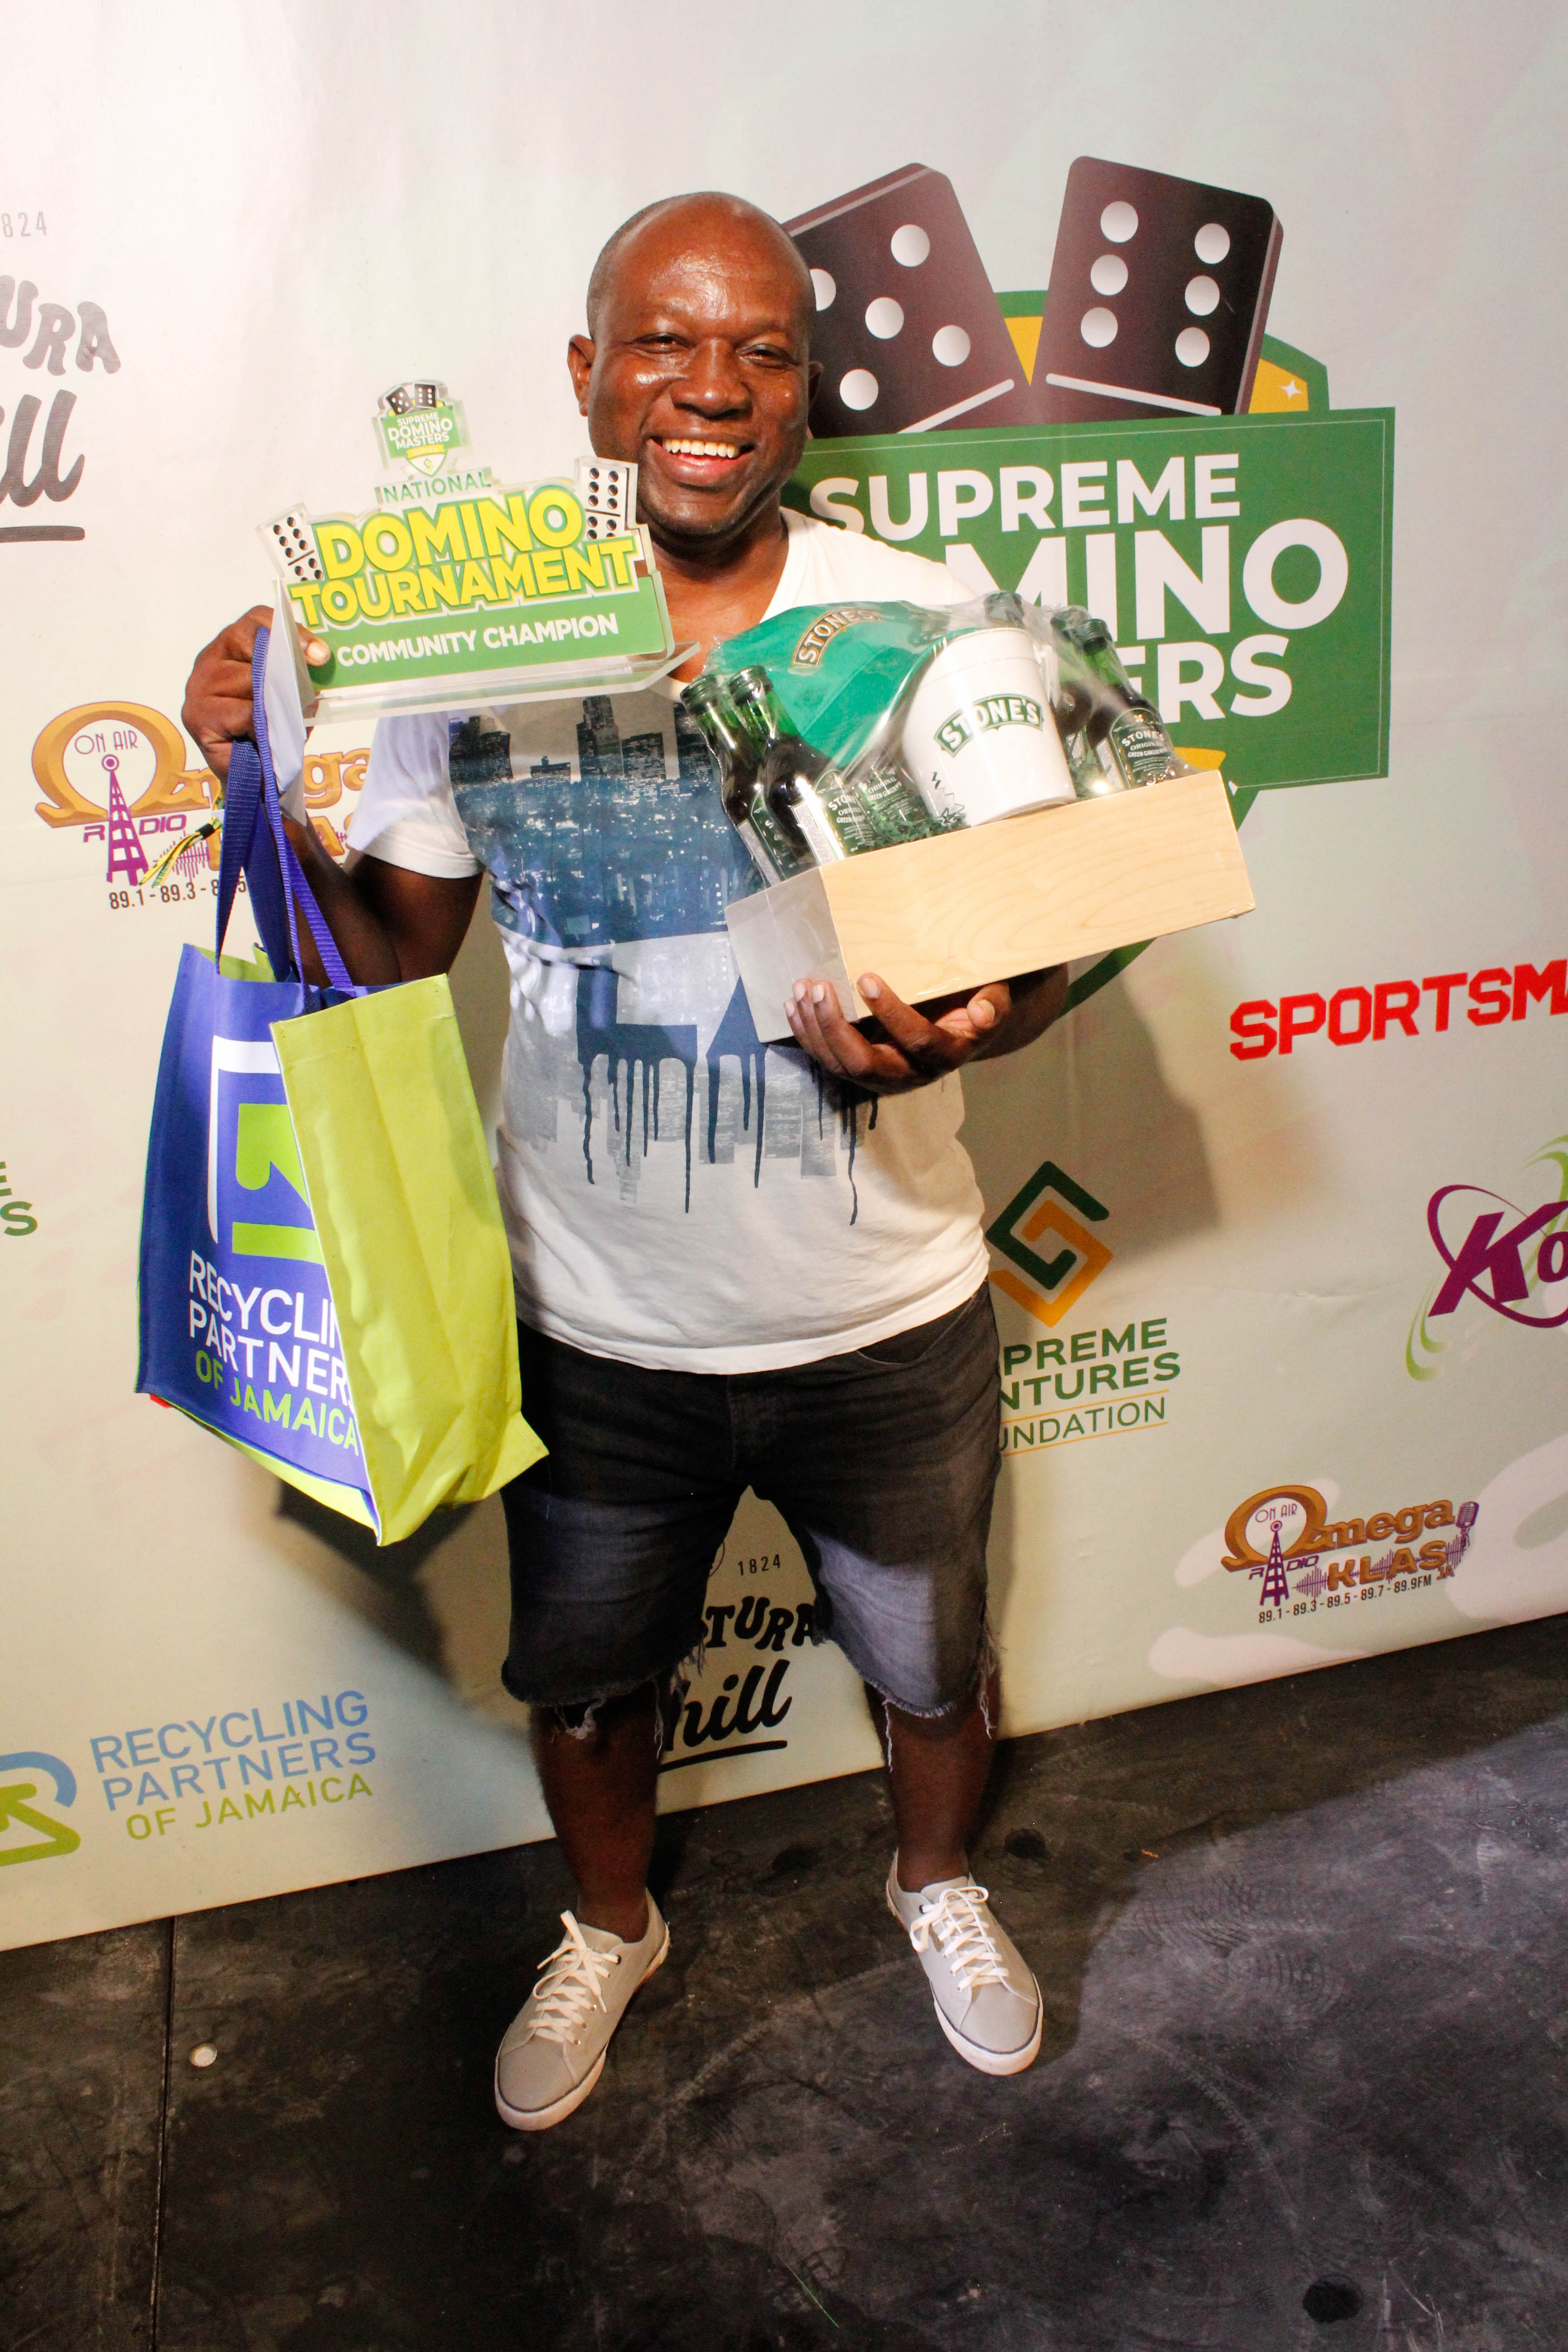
[698,595,1191,876]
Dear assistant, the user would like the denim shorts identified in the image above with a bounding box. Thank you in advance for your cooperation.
[500,1284,1001,1722]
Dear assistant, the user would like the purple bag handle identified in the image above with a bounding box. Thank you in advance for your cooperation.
[216,627,359,995]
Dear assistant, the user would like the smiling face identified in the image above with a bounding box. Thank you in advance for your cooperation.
[568,196,818,562]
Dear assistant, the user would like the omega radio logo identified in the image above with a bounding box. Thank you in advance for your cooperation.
[1222,1484,1477,1624]
[32,701,368,900]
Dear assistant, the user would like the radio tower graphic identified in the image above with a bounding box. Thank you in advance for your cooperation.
[102,754,149,888]
[1254,1519,1293,1607]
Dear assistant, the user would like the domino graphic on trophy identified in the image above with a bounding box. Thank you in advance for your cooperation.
[256,402,685,726]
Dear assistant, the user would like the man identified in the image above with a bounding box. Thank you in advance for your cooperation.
[183,191,1066,2132]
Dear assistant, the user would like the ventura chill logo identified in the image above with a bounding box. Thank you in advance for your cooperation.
[1409,1136,1568,1376]
[987,1159,1111,1328]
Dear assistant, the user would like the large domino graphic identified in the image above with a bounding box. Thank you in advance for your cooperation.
[1035,157,1282,424]
[787,166,1042,439]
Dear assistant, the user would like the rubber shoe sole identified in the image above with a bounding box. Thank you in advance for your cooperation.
[494,1924,670,2132]
[887,1887,1044,2077]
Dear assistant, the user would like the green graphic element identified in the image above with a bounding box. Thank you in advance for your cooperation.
[1254,334,1330,415]
[376,399,465,475]
[987,1161,1108,1294]
[786,408,1392,798]
[0,1754,80,1867]
[233,1102,323,1264]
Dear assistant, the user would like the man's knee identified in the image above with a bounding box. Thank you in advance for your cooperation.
[534,1679,661,1749]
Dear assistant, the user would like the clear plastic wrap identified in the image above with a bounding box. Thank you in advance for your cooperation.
[683,594,1191,884]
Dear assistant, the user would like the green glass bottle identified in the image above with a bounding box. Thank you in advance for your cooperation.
[681,672,806,882]
[729,666,872,864]
[1054,611,1186,791]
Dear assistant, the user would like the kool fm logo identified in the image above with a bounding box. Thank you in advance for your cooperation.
[1409,1132,1568,1377]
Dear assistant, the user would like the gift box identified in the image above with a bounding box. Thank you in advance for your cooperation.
[724,764,1253,1042]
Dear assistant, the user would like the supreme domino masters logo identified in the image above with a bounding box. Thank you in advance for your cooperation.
[786,156,1389,848]
[374,379,469,479]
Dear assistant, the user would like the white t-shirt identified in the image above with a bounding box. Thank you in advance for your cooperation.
[349,511,990,1371]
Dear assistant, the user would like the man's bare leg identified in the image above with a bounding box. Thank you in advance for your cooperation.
[532,1684,659,1943]
[881,1663,1000,1891]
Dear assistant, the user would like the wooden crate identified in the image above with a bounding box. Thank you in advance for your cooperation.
[725,765,1254,1042]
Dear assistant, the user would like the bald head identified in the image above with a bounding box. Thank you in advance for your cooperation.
[568,190,821,564]
[586,191,814,340]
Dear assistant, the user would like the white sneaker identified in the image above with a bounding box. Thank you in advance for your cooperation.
[494,1897,669,2132]
[887,1861,1043,2076]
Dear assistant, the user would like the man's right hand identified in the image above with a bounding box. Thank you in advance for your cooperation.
[179,604,479,988]
[181,603,329,781]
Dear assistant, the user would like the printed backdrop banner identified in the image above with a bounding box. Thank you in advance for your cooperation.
[4,0,1566,1945]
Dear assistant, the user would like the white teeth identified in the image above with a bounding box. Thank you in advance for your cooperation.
[663,439,740,457]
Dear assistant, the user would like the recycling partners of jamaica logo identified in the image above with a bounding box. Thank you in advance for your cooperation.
[1409,1133,1568,1377]
[0,1752,81,1867]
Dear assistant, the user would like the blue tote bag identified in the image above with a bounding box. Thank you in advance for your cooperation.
[136,630,541,1535]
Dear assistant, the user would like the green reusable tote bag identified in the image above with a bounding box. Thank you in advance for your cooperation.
[273,974,544,1539]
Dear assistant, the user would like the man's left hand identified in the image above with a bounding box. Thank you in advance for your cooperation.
[784,965,1066,1095]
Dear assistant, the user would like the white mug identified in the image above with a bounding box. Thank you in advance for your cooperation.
[901,626,1075,826]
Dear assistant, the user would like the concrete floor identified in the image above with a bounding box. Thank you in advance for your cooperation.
[6,1616,1568,2352]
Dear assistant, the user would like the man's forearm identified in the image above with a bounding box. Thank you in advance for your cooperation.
[282,818,402,987]
[971,965,1069,1062]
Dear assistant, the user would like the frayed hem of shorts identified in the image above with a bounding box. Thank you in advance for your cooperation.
[862,1623,1000,1737]
[505,1639,704,1758]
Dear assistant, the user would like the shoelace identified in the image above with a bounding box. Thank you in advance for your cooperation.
[906,1882,1012,1995]
[524,1911,622,2047]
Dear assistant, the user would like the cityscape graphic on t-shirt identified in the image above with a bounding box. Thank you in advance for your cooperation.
[451,693,759,949]
[449,696,871,1218]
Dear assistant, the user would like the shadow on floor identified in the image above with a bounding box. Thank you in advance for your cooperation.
[5,1613,1567,2352]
